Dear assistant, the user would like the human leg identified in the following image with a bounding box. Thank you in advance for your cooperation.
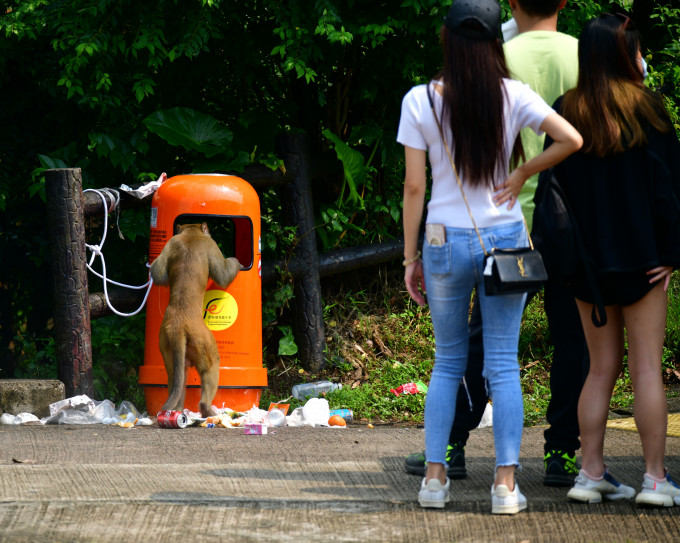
[478,284,527,513]
[542,279,589,485]
[572,299,624,478]
[478,287,526,489]
[422,281,472,483]
[473,221,528,494]
[625,285,680,507]
[566,298,636,503]
[419,228,477,500]
[405,291,486,478]
[623,282,668,479]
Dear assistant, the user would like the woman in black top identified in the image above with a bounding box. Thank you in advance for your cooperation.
[552,13,680,506]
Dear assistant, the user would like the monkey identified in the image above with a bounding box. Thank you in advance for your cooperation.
[150,222,242,418]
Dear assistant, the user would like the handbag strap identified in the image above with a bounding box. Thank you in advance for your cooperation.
[427,86,535,256]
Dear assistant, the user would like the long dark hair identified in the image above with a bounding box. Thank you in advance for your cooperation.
[561,13,671,156]
[433,25,523,187]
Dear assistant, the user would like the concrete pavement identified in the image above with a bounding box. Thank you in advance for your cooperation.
[0,421,679,542]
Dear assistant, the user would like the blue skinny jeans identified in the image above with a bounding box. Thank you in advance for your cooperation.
[423,220,527,470]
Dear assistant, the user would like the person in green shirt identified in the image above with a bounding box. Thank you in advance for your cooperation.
[404,0,588,487]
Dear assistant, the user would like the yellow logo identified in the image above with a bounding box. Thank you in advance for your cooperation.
[517,257,526,277]
[202,290,238,331]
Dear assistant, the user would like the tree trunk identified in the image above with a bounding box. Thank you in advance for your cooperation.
[45,168,94,398]
[278,134,326,372]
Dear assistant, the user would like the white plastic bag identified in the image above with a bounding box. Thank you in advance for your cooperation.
[476,402,493,429]
[0,413,40,425]
[302,398,330,427]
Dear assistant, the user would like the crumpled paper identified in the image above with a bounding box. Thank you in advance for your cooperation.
[120,172,166,199]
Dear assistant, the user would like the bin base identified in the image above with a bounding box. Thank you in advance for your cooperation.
[143,385,264,415]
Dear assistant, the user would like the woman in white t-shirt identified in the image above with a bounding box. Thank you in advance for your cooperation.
[397,0,582,513]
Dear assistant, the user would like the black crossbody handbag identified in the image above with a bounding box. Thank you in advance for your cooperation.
[428,90,547,296]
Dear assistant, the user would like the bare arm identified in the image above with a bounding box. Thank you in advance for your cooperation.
[494,112,583,209]
[403,146,428,306]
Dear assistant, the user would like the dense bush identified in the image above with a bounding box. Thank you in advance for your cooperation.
[1,1,679,402]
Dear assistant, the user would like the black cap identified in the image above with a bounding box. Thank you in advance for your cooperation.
[444,0,501,41]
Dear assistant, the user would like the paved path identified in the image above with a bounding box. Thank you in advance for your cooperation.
[0,423,678,542]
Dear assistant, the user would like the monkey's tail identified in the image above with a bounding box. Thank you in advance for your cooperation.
[163,331,188,411]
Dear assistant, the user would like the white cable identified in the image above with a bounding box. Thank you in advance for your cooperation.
[84,188,154,317]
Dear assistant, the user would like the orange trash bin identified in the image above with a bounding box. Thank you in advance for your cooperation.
[140,174,267,414]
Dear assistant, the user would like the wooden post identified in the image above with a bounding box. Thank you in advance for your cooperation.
[278,134,326,372]
[45,168,94,398]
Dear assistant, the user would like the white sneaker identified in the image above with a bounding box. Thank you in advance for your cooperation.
[491,483,527,514]
[418,477,450,509]
[635,471,680,507]
[567,468,635,503]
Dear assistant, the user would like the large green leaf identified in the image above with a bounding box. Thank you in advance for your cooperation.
[143,107,233,158]
[322,128,365,205]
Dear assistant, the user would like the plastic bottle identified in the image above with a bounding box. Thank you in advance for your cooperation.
[292,381,342,400]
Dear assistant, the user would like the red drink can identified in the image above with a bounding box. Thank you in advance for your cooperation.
[157,410,188,429]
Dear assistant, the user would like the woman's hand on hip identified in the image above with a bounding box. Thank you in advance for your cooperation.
[493,166,527,210]
[647,266,673,291]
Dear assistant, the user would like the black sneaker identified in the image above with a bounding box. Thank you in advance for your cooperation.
[544,449,579,487]
[404,443,467,479]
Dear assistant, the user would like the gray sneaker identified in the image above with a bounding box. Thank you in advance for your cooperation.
[635,471,680,507]
[567,468,635,504]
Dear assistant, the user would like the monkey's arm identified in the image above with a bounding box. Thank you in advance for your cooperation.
[150,249,171,286]
[208,248,242,287]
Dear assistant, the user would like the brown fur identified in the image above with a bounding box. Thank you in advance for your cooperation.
[150,223,241,417]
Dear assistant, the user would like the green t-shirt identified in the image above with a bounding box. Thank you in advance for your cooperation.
[503,30,578,229]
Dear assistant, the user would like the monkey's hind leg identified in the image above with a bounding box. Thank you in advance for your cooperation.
[197,337,220,418]
[159,326,188,413]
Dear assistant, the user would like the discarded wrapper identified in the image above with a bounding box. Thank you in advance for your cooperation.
[390,381,428,397]
[244,422,267,435]
[49,395,96,416]
[119,172,166,199]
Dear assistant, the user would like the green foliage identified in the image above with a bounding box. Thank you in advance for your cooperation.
[2,0,680,421]
[12,334,57,380]
[277,325,298,356]
[91,314,146,406]
[144,108,234,158]
[263,274,680,425]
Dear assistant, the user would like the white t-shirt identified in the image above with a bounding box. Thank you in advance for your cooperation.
[397,79,554,228]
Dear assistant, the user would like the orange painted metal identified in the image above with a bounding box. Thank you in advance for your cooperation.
[139,174,266,414]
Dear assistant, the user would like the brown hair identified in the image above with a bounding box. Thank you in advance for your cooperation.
[561,13,671,157]
[433,24,523,187]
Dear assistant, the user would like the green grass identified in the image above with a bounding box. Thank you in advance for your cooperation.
[263,269,680,426]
